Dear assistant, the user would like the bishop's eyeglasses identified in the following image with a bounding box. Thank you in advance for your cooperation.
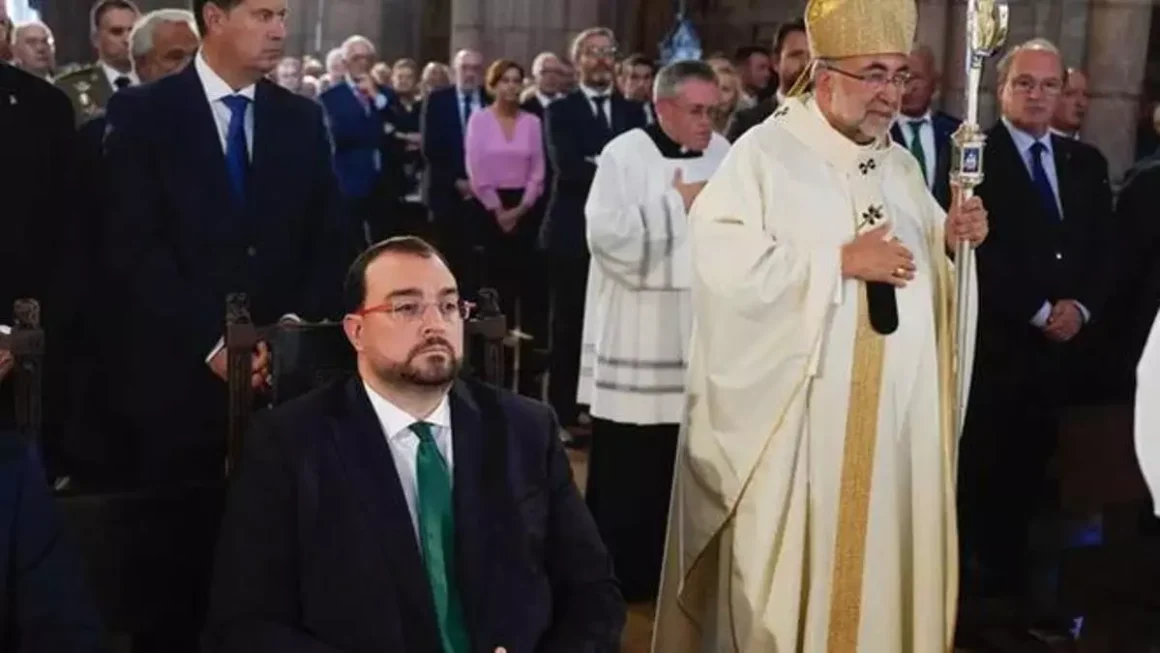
[354,299,475,323]
[821,63,912,91]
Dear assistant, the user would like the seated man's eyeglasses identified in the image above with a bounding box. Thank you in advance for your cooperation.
[354,299,474,323]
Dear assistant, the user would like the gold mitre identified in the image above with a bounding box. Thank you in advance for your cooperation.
[805,0,917,59]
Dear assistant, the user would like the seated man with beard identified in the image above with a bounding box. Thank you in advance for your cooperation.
[204,236,625,653]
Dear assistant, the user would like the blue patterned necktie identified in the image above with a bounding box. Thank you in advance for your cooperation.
[1030,141,1062,221]
[221,94,251,206]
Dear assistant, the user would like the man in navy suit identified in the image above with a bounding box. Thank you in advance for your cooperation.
[0,437,103,652]
[99,0,349,487]
[205,236,625,653]
[420,49,490,295]
[319,35,396,243]
[959,39,1112,640]
[541,27,646,430]
[889,44,961,209]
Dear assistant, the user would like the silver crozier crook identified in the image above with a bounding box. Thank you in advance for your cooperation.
[952,0,1008,436]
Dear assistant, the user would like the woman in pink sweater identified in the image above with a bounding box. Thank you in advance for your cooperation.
[464,59,546,396]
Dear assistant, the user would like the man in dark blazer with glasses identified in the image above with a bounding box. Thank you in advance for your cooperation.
[205,237,625,653]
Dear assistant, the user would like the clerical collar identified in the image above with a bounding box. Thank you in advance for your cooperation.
[644,123,702,158]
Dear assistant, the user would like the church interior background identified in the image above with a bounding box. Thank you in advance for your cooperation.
[23,0,1160,180]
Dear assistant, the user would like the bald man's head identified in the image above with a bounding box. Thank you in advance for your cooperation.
[901,44,939,117]
[453,48,483,91]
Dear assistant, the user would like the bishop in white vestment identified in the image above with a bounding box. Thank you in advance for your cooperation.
[652,0,988,650]
[578,61,730,602]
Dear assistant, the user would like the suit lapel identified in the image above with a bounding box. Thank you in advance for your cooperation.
[610,95,627,135]
[1052,135,1075,221]
[331,379,442,650]
[890,123,905,147]
[170,65,237,229]
[449,381,490,647]
[248,81,280,233]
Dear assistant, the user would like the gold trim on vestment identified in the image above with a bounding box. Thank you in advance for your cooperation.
[826,287,886,652]
[932,223,960,651]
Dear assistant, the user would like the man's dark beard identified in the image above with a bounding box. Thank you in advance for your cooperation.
[379,337,461,388]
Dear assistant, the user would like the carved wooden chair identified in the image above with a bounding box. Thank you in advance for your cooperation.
[223,289,511,468]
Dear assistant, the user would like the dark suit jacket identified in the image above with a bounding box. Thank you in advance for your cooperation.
[320,82,395,200]
[0,63,75,328]
[972,121,1113,397]
[890,110,961,209]
[540,90,645,257]
[520,95,554,217]
[100,63,348,442]
[420,86,492,217]
[0,64,75,430]
[204,378,625,653]
[0,438,103,652]
[725,96,777,143]
[1074,157,1160,401]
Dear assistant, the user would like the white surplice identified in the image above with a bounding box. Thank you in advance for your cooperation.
[653,97,977,653]
[578,127,731,425]
[1134,310,1160,517]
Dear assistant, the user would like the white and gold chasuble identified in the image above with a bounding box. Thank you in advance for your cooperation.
[652,97,977,653]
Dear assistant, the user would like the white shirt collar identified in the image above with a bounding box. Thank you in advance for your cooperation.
[99,59,138,88]
[536,91,556,107]
[194,51,257,103]
[1002,116,1054,158]
[897,109,932,126]
[580,83,611,100]
[1049,126,1078,140]
[362,382,452,443]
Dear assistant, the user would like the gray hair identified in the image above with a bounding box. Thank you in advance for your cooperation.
[569,26,615,62]
[129,9,196,58]
[13,20,53,43]
[996,37,1062,88]
[325,47,344,69]
[341,34,374,61]
[531,51,559,77]
[653,59,717,101]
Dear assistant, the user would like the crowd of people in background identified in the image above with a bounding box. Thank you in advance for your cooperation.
[2,0,1160,650]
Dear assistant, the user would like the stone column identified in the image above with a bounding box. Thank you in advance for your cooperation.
[449,0,603,65]
[1083,0,1152,182]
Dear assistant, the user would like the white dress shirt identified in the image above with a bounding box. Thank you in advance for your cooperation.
[895,110,937,189]
[535,91,557,109]
[99,59,139,89]
[195,52,255,158]
[363,383,455,539]
[579,84,613,129]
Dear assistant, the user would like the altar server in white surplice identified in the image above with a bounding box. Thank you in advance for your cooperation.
[1134,310,1160,517]
[652,0,990,650]
[579,60,730,603]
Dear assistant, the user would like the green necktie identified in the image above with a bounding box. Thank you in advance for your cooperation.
[411,421,470,653]
[908,120,929,185]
